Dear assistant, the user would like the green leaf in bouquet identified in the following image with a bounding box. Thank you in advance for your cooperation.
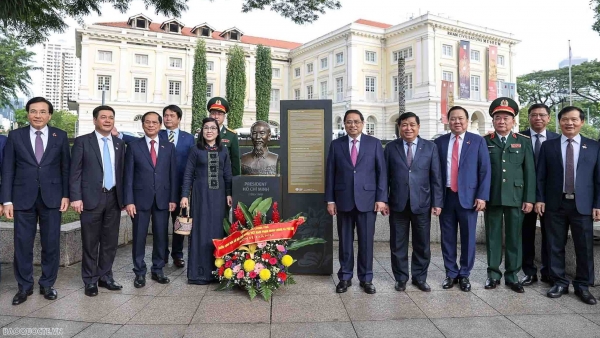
[283,212,303,222]
[223,218,231,235]
[247,285,257,300]
[285,275,297,285]
[260,285,272,301]
[215,280,231,291]
[255,197,272,216]
[287,237,327,251]
[248,197,263,213]
[238,201,255,228]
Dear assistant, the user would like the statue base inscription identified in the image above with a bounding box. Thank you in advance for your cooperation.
[232,176,282,220]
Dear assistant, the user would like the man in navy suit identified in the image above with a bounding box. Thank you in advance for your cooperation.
[2,97,70,305]
[124,112,178,288]
[536,106,600,305]
[434,106,491,292]
[383,112,443,292]
[519,103,560,286]
[0,134,7,284]
[70,105,125,297]
[325,109,387,294]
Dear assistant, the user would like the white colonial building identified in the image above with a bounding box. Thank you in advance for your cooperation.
[75,13,519,138]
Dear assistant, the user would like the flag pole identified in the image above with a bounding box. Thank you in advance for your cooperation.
[568,40,573,106]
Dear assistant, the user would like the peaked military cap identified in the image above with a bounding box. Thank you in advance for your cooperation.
[489,97,519,117]
[207,96,229,114]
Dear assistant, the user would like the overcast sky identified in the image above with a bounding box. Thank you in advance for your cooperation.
[27,0,600,96]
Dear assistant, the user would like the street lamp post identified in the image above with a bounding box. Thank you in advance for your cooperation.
[101,85,108,105]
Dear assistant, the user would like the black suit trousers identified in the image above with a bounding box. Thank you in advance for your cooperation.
[521,211,549,277]
[389,203,431,282]
[80,190,120,285]
[545,198,595,290]
[131,198,170,275]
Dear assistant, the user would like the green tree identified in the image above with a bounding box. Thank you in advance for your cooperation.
[226,45,246,129]
[14,108,28,128]
[255,45,272,122]
[0,30,37,108]
[191,39,207,133]
[49,110,78,138]
[593,0,600,35]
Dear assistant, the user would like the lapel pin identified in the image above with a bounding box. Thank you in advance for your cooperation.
[466,140,471,145]
[115,147,119,150]
[161,145,164,148]
[583,144,587,149]
[52,133,57,137]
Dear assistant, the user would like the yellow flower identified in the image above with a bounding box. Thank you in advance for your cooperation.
[215,258,225,268]
[281,255,293,267]
[243,259,256,272]
[259,269,271,281]
[223,268,233,279]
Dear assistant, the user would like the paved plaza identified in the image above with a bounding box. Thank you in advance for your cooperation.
[1,241,600,338]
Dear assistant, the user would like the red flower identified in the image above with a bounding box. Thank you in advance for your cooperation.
[231,255,238,261]
[234,206,246,225]
[229,221,239,234]
[245,253,251,260]
[249,271,257,279]
[218,266,225,276]
[261,253,271,260]
[253,211,262,226]
[277,271,287,282]
[272,202,280,223]
[224,260,232,268]
[268,257,278,265]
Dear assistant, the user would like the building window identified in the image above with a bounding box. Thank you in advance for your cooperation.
[306,85,314,99]
[498,55,505,66]
[294,88,300,100]
[230,31,239,40]
[270,89,280,110]
[336,116,343,130]
[470,75,480,101]
[497,79,505,97]
[136,18,147,29]
[365,51,377,64]
[96,76,111,101]
[335,52,344,65]
[134,78,147,102]
[294,67,300,78]
[471,50,480,61]
[393,47,413,61]
[168,80,181,103]
[442,71,453,82]
[207,61,214,71]
[135,54,148,65]
[393,74,413,101]
[366,116,376,136]
[201,27,211,37]
[442,44,453,57]
[98,50,112,62]
[206,83,214,98]
[320,57,328,70]
[272,68,281,78]
[336,77,344,102]
[365,76,376,101]
[169,57,182,69]
[306,63,313,74]
[320,81,327,99]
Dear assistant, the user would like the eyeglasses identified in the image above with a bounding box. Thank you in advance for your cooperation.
[209,111,225,116]
[344,120,363,126]
[529,114,549,118]
[143,121,160,126]
[203,126,218,131]
[29,110,49,116]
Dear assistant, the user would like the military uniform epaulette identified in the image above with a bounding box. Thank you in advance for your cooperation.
[514,132,530,139]
[225,127,237,134]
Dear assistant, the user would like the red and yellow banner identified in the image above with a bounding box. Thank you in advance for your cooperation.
[459,40,470,99]
[441,81,455,124]
[488,46,498,101]
[213,217,305,258]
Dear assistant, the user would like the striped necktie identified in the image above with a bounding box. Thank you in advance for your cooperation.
[168,130,175,143]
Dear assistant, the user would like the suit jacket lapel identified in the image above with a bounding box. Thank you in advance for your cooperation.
[412,140,422,166]
[459,133,472,166]
[341,136,352,166]
[138,138,155,167]
[355,135,366,166]
[20,128,37,164]
[156,139,168,167]
[440,135,449,174]
[88,132,103,168]
[577,136,589,169]
[394,140,408,167]
[40,127,57,164]
[489,133,503,150]
[553,137,563,172]
[112,135,123,171]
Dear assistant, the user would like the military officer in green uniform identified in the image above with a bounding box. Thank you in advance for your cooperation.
[207,97,241,176]
[483,97,536,293]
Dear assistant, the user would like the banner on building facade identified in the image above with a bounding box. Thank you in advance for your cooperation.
[441,81,455,124]
[488,46,498,101]
[500,82,516,99]
[459,40,470,99]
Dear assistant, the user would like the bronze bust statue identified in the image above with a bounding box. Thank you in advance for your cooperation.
[241,121,279,176]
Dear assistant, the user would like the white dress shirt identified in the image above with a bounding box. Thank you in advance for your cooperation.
[167,128,179,147]
[403,138,418,158]
[529,129,547,154]
[446,132,466,187]
[30,125,49,153]
[145,135,159,157]
[95,131,116,188]
[348,133,362,153]
[561,134,581,192]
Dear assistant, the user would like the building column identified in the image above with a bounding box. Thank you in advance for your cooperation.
[186,48,194,105]
[313,56,319,99]
[78,39,90,100]
[328,51,334,99]
[117,42,129,101]
[219,51,227,95]
[347,41,360,102]
[153,45,164,103]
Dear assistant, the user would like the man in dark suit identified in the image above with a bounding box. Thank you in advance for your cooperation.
[383,112,443,292]
[2,97,70,305]
[519,103,560,286]
[434,106,491,292]
[325,109,387,294]
[536,106,600,305]
[124,112,178,288]
[0,134,6,284]
[70,105,125,297]
[160,105,194,268]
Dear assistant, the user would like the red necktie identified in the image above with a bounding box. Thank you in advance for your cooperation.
[450,136,459,192]
[150,140,157,166]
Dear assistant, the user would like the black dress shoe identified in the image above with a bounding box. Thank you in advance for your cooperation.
[98,279,123,290]
[412,280,431,292]
[442,277,458,289]
[84,283,98,297]
[151,272,170,284]
[39,286,57,300]
[547,285,569,298]
[395,281,406,291]
[540,275,554,285]
[173,258,185,268]
[134,275,146,288]
[506,281,525,293]
[336,280,352,293]
[359,281,376,294]
[575,289,597,305]
[12,289,33,305]
[520,275,538,286]
[484,278,499,289]
[459,277,471,292]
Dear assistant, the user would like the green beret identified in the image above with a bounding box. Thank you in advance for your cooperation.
[207,96,229,114]
[489,97,519,117]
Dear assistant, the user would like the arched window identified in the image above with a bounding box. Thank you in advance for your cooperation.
[366,116,376,136]
[335,116,343,130]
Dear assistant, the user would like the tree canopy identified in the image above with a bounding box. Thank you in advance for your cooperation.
[593,0,600,35]
[0,30,37,108]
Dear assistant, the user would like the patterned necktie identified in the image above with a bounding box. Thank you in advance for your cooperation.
[168,130,175,143]
[565,139,575,194]
[534,134,541,166]
[501,136,506,146]
[34,130,44,164]
[450,136,460,192]
[150,140,157,166]
[350,139,358,166]
[102,137,114,189]
[406,142,413,168]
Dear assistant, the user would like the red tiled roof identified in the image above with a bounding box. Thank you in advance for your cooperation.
[354,19,392,29]
[95,22,302,49]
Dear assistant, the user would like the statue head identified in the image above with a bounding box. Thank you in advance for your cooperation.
[251,121,271,157]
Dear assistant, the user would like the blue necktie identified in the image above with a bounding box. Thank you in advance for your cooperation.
[102,137,114,189]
